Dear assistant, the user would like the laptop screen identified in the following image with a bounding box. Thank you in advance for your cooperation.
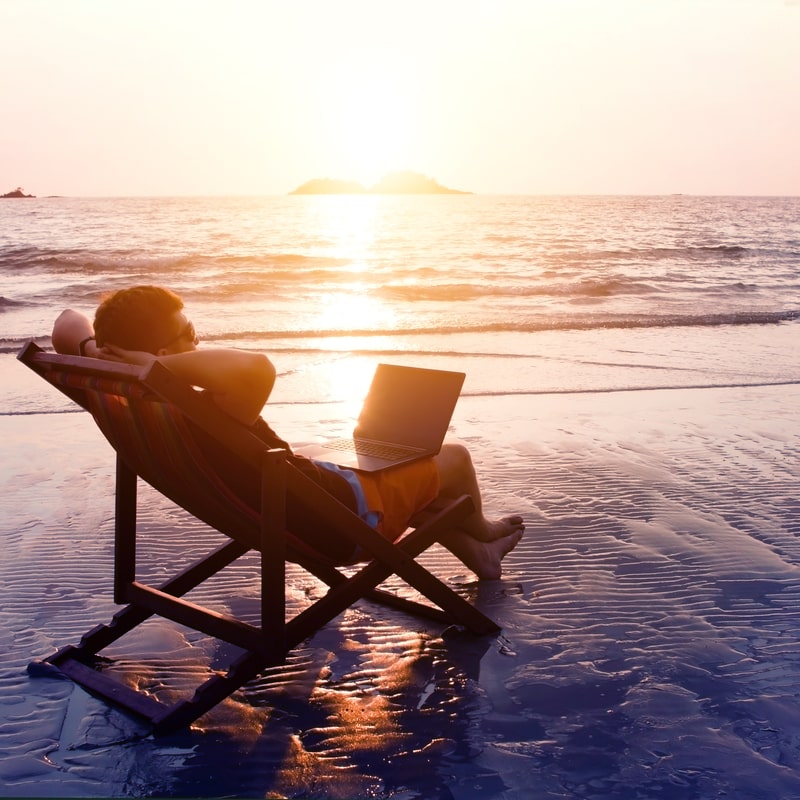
[353,364,465,451]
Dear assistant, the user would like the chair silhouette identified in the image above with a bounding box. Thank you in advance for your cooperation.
[18,342,499,734]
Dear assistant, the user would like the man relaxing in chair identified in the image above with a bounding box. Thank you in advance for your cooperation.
[52,285,524,580]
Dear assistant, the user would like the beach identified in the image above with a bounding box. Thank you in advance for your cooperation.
[2,359,799,798]
[2,193,799,797]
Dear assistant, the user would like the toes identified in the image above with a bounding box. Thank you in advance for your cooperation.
[497,529,524,558]
[503,515,525,533]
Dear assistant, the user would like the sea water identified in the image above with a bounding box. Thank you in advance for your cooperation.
[1,194,799,415]
[2,195,800,798]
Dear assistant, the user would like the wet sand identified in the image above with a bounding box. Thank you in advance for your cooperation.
[2,384,800,798]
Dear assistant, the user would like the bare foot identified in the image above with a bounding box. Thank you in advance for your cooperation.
[442,527,524,580]
[462,514,525,543]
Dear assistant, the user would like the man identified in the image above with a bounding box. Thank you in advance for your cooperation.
[53,285,524,579]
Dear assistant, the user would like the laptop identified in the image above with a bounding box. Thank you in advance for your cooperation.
[294,363,465,472]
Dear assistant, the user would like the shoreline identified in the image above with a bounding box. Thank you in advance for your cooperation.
[2,382,800,797]
[4,319,800,414]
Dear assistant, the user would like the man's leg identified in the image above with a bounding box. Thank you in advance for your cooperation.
[438,526,524,580]
[434,443,525,543]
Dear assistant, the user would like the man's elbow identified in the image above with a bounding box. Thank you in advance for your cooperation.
[51,309,81,354]
[247,353,277,413]
[255,354,277,399]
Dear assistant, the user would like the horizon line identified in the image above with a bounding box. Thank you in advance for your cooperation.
[6,192,800,200]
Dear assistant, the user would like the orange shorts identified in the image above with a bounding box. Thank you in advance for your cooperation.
[355,458,440,541]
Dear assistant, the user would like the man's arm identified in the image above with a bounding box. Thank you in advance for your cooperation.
[157,349,276,425]
[103,344,276,426]
[51,309,100,357]
[52,310,275,424]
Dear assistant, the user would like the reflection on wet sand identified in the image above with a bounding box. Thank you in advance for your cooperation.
[164,583,498,798]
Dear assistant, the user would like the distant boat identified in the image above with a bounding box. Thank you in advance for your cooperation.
[1,187,36,198]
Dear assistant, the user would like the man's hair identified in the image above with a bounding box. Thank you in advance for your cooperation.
[94,285,184,353]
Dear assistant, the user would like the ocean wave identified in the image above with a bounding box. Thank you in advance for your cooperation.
[3,242,773,277]
[0,335,51,354]
[0,246,353,275]
[557,244,753,263]
[205,309,800,343]
[375,278,665,302]
[3,243,794,306]
[0,296,30,311]
[4,309,797,355]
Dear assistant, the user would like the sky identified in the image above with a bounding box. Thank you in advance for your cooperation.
[1,0,799,197]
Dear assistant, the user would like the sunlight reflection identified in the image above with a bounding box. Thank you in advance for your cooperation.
[320,357,375,422]
[309,195,381,264]
[310,292,395,416]
[315,288,393,333]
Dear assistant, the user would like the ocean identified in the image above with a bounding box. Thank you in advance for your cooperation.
[2,195,800,798]
[2,194,799,414]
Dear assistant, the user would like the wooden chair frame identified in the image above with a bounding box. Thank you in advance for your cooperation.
[18,342,499,734]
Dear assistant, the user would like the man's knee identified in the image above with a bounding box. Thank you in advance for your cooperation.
[439,442,473,478]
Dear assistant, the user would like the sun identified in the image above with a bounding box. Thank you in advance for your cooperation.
[317,63,419,188]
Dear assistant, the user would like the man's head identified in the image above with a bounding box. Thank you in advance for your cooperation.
[94,285,197,355]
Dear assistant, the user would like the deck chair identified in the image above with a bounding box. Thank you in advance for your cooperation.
[18,341,499,735]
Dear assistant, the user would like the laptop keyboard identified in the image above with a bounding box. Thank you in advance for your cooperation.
[324,438,422,461]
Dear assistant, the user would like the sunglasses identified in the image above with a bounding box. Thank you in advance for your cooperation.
[161,320,198,350]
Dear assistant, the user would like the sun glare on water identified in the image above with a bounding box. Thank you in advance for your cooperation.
[304,197,402,413]
[309,194,380,262]
[314,289,394,336]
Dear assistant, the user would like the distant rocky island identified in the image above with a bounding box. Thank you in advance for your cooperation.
[2,187,36,198]
[290,171,470,195]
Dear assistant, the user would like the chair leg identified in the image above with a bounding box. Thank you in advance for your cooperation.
[114,455,137,603]
[150,651,269,734]
[285,495,500,642]
[32,456,273,734]
[259,449,288,663]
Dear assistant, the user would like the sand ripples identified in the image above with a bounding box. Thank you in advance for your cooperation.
[448,389,800,797]
[3,388,800,797]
